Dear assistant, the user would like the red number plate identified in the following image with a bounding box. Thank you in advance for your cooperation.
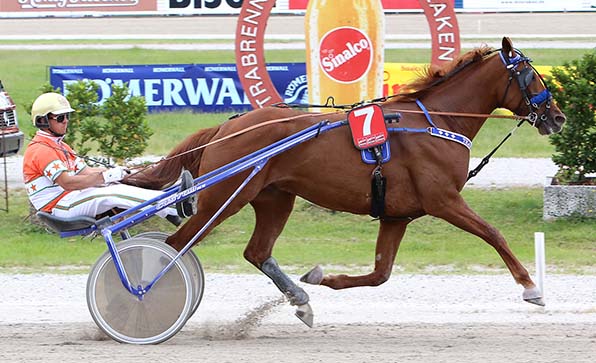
[347,104,388,150]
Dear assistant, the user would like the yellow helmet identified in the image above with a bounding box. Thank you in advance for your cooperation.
[31,92,75,128]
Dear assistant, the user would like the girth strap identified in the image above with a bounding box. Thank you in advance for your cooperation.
[370,165,386,219]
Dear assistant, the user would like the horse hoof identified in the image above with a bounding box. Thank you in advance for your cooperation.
[523,286,545,306]
[295,303,314,328]
[300,265,323,285]
[525,297,545,306]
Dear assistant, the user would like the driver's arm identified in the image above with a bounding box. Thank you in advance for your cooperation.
[54,168,106,191]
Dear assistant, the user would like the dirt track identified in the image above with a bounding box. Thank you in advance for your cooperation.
[0,322,593,363]
[1,273,595,361]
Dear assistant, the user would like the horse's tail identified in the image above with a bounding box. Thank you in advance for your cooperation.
[123,125,221,190]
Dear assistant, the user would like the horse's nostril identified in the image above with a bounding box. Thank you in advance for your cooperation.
[555,115,566,125]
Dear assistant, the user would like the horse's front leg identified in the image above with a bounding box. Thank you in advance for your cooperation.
[430,195,544,306]
[243,188,313,326]
[301,220,408,289]
[260,256,314,325]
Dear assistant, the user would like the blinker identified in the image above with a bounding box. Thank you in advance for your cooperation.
[518,67,535,91]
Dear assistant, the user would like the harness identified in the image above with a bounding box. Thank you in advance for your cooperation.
[498,49,553,128]
[348,101,472,219]
[347,49,552,220]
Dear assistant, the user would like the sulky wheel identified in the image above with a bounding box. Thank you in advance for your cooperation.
[135,231,205,320]
[86,237,194,345]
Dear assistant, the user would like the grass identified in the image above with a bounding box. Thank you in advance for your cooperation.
[2,189,595,274]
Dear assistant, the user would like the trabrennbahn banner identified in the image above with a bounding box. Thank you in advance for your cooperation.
[50,62,553,113]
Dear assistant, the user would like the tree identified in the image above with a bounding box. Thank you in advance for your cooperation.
[63,80,102,155]
[546,50,596,184]
[82,83,153,164]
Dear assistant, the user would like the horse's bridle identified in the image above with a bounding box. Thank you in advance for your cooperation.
[498,49,553,128]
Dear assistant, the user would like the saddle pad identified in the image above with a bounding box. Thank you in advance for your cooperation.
[347,104,388,150]
[360,141,391,165]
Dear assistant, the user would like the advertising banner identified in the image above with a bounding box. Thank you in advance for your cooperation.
[383,62,553,96]
[1,0,449,16]
[0,0,158,15]
[456,0,596,12]
[304,0,386,107]
[50,62,553,113]
[163,0,246,14]
[290,0,596,11]
[160,0,448,14]
[289,0,444,10]
[383,62,426,96]
[3,0,594,16]
[49,63,308,113]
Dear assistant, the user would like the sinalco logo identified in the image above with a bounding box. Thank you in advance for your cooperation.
[318,27,372,84]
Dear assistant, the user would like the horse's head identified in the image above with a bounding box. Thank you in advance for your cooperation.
[498,37,566,135]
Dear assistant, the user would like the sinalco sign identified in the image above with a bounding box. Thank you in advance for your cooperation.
[235,0,460,109]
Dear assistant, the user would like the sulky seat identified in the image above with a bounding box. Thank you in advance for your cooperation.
[36,211,99,232]
[37,208,181,233]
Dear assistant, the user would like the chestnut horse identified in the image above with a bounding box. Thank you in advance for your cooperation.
[124,38,565,325]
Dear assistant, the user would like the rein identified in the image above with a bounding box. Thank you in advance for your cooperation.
[110,48,538,180]
[466,119,525,180]
[382,108,530,121]
[128,110,345,173]
[129,103,528,175]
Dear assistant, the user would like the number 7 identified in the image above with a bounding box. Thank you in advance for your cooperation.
[353,106,375,136]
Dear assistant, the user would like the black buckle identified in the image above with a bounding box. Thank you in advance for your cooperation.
[527,112,538,126]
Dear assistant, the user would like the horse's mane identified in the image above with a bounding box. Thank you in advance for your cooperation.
[392,45,495,101]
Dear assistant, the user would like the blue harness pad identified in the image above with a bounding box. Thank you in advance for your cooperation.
[360,141,391,164]
[427,127,472,149]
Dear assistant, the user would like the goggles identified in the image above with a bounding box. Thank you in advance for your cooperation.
[49,113,70,123]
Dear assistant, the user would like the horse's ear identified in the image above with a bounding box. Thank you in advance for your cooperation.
[502,37,514,57]
[429,64,444,77]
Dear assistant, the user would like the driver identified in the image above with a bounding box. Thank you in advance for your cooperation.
[22,92,181,225]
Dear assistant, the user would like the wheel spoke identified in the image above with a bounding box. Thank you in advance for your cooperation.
[86,238,194,344]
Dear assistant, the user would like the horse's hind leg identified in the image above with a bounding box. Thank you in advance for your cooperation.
[243,187,314,326]
[430,196,543,306]
[302,220,409,289]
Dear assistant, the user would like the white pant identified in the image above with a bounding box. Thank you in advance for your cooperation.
[52,183,177,219]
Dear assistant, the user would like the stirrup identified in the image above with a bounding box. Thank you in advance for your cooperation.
[175,169,198,218]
